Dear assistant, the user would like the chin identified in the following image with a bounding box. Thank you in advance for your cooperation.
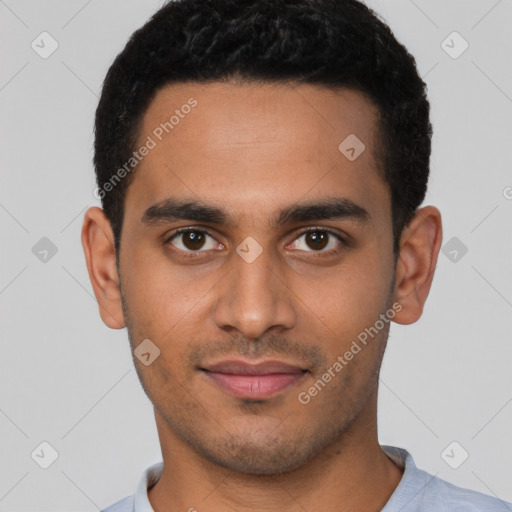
[191,430,329,476]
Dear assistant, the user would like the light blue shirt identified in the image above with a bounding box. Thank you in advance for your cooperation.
[102,445,512,511]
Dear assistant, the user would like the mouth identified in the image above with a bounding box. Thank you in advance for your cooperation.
[199,359,308,400]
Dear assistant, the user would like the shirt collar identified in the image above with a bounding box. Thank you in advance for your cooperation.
[133,461,163,512]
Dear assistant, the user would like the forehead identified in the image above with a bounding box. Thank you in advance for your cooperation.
[124,81,389,227]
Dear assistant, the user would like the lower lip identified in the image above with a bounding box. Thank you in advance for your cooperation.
[202,371,305,399]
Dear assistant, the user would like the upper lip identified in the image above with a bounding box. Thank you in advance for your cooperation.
[200,359,307,375]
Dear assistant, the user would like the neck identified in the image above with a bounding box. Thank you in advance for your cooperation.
[148,391,403,512]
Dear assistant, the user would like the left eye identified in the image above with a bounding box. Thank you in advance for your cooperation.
[289,229,344,252]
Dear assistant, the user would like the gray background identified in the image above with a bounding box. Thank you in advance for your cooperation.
[1,0,511,510]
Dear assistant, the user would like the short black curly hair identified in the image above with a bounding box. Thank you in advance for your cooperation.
[94,0,432,255]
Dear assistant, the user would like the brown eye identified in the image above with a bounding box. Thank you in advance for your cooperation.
[182,231,205,250]
[167,229,220,253]
[290,228,344,254]
[304,231,329,251]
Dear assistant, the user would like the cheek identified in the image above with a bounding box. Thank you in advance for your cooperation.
[294,257,392,344]
[121,242,208,327]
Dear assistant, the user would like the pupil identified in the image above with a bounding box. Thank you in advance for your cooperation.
[185,231,204,250]
[307,231,328,250]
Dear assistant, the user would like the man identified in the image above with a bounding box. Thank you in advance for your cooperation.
[81,0,511,510]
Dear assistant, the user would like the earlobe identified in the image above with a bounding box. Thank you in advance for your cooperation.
[392,206,443,325]
[81,207,126,329]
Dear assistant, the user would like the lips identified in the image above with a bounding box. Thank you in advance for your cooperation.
[200,360,307,400]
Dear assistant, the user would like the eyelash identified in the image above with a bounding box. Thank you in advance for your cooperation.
[164,226,347,258]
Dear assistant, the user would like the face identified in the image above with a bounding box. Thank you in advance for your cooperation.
[105,81,403,475]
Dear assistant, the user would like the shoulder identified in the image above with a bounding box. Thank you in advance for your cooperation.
[382,446,512,512]
[100,495,134,512]
[419,472,512,511]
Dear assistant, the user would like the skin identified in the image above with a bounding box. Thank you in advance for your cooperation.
[82,81,442,512]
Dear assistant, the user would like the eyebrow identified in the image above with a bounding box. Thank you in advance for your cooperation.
[141,197,370,228]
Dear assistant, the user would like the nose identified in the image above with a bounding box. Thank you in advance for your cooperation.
[212,243,297,339]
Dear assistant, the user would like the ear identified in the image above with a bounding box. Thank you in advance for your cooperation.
[81,207,126,329]
[392,206,443,325]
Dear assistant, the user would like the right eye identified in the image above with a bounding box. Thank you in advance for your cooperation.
[165,228,224,255]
